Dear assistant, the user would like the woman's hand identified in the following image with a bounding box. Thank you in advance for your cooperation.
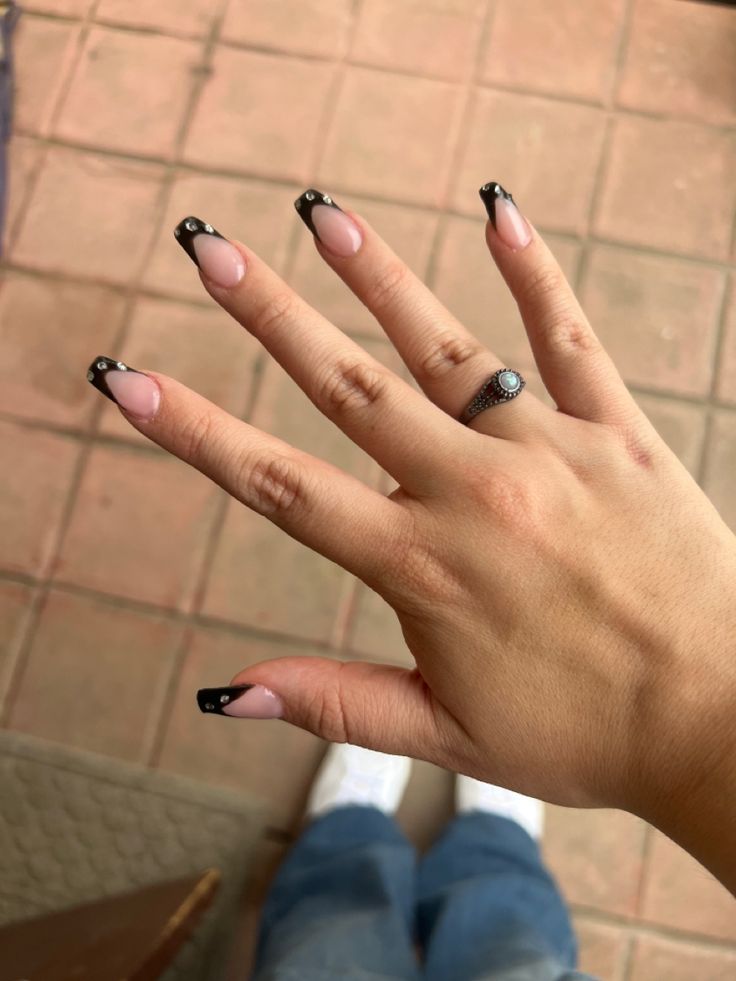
[88,186,736,884]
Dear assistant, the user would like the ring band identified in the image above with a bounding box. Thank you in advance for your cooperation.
[459,368,525,425]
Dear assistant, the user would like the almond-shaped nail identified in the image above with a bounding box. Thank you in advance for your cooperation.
[479,182,532,251]
[197,684,284,719]
[174,216,246,288]
[294,189,362,257]
[86,356,160,420]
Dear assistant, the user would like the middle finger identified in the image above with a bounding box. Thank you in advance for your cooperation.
[174,217,469,496]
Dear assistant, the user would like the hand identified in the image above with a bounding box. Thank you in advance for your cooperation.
[88,187,736,874]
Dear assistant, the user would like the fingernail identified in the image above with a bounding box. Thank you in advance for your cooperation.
[86,356,160,420]
[294,189,362,258]
[197,684,284,720]
[479,182,532,251]
[174,216,246,288]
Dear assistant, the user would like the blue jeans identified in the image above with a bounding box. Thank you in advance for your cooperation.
[252,806,596,980]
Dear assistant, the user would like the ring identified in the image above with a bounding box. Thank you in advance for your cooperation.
[459,369,525,425]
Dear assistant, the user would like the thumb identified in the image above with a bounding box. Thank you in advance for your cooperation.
[198,655,453,761]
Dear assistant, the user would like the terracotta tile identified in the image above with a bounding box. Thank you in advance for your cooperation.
[318,67,463,207]
[96,0,218,38]
[579,245,723,397]
[184,47,335,182]
[432,214,580,366]
[0,421,80,578]
[633,396,706,478]
[221,0,352,58]
[346,582,412,667]
[702,410,736,534]
[4,137,44,251]
[11,148,164,285]
[628,933,736,981]
[0,582,35,705]
[572,918,628,981]
[200,347,389,640]
[0,272,126,429]
[618,0,736,127]
[351,0,485,82]
[542,805,647,916]
[55,444,220,610]
[21,0,93,14]
[156,626,325,829]
[594,116,735,261]
[453,89,606,234]
[716,281,736,405]
[641,829,736,940]
[287,195,439,338]
[55,27,202,159]
[143,172,297,302]
[13,15,81,135]
[9,590,181,761]
[482,0,624,103]
[98,297,261,445]
[639,832,736,941]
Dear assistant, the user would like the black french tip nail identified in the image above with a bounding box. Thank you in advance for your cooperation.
[478,182,514,229]
[173,216,225,268]
[293,188,341,239]
[197,684,254,716]
[86,356,141,404]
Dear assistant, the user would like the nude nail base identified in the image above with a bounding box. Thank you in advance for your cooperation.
[294,188,342,238]
[173,216,226,267]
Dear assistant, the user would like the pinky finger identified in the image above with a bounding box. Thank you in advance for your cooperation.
[86,356,408,589]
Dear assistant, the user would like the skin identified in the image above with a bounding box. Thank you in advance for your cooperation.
[116,208,736,896]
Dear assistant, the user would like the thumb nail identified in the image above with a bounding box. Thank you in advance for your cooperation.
[197,683,284,719]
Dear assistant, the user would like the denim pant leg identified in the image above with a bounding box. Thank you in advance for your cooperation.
[252,806,421,981]
[417,813,579,981]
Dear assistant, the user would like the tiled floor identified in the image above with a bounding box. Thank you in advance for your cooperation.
[1,0,735,976]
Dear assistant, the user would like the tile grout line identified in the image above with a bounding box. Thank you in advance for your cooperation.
[0,0,107,726]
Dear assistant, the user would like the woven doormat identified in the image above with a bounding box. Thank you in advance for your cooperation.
[0,731,269,981]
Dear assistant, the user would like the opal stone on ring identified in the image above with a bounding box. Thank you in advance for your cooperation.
[459,368,526,425]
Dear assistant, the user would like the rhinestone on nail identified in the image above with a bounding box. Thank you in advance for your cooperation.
[305,191,316,201]
[86,369,94,382]
[117,362,127,370]
[184,219,198,232]
[295,199,302,209]
[174,227,181,237]
[323,195,332,204]
[220,694,230,705]
[204,702,215,711]
[204,223,214,233]
[96,361,106,370]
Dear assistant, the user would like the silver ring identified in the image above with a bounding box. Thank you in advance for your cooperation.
[459,369,525,425]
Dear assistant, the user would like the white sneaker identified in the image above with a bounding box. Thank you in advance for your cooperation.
[456,776,544,841]
[305,743,412,820]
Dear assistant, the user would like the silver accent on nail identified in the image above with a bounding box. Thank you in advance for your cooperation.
[295,199,302,209]
[96,361,106,370]
[204,223,214,233]
[305,191,316,201]
[204,702,215,711]
[174,227,181,236]
[184,219,198,232]
[87,369,94,381]
[323,195,332,204]
[220,694,230,704]
[117,362,127,370]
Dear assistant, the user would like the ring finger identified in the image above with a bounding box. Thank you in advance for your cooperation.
[292,188,553,442]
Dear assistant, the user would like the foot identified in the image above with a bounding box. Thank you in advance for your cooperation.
[305,743,412,820]
[456,776,544,841]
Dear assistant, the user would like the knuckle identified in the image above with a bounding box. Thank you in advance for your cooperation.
[521,265,567,306]
[250,293,298,340]
[542,312,599,357]
[414,335,484,383]
[320,358,389,416]
[238,453,310,517]
[314,665,349,743]
[364,262,410,314]
[180,410,219,464]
